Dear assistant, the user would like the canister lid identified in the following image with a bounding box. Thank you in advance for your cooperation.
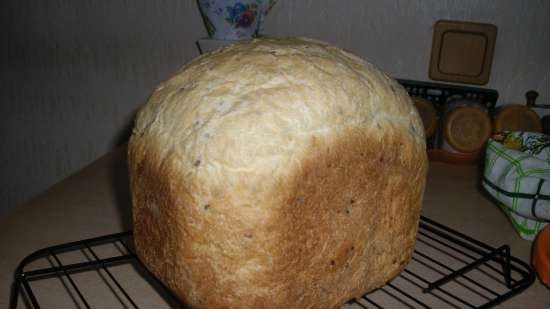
[443,105,491,153]
[412,97,438,139]
[493,104,541,133]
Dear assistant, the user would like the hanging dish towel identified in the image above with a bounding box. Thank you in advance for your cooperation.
[483,131,550,240]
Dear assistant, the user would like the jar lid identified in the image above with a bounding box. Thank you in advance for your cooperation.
[493,104,541,133]
[443,105,491,153]
[412,97,438,138]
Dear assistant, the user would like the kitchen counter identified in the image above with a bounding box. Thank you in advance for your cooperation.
[0,147,548,308]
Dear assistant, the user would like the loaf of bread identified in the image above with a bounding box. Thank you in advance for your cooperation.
[128,37,427,309]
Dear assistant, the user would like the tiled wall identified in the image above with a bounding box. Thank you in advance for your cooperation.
[1,0,549,214]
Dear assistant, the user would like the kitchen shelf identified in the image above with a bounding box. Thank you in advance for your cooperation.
[10,216,534,309]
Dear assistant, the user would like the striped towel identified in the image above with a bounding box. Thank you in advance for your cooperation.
[483,131,550,241]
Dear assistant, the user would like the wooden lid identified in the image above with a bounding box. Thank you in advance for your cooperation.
[493,104,542,133]
[412,97,438,138]
[429,20,497,85]
[443,105,491,153]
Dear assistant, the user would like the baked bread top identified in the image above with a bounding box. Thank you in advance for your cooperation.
[132,37,424,196]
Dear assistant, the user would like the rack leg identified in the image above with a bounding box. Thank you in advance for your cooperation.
[9,279,20,309]
[423,245,510,293]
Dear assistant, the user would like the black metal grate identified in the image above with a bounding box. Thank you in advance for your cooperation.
[397,79,499,111]
[10,216,534,309]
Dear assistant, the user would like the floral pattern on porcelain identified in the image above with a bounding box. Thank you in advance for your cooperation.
[226,3,258,28]
[198,0,277,40]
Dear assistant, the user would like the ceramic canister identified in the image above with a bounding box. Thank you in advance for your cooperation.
[198,0,277,40]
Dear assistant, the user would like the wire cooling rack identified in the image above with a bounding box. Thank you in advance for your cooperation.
[10,216,534,309]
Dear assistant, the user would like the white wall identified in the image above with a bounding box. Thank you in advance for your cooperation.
[1,0,549,215]
[264,0,550,106]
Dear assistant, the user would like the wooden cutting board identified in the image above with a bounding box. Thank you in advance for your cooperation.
[429,20,497,85]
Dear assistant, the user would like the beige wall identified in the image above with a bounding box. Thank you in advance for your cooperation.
[1,0,549,214]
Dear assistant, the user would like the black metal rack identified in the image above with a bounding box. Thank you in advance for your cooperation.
[10,216,534,309]
[397,79,499,111]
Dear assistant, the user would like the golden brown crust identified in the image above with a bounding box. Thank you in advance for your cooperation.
[266,128,427,309]
[129,128,427,309]
[128,37,428,309]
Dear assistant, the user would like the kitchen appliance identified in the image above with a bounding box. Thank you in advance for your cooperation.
[9,216,534,309]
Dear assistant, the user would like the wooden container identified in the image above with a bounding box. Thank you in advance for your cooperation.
[493,105,542,133]
[442,102,492,153]
[426,100,491,165]
[412,96,438,139]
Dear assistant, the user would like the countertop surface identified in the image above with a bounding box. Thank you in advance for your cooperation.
[1,147,549,308]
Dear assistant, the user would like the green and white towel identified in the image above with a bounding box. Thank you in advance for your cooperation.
[483,131,550,241]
